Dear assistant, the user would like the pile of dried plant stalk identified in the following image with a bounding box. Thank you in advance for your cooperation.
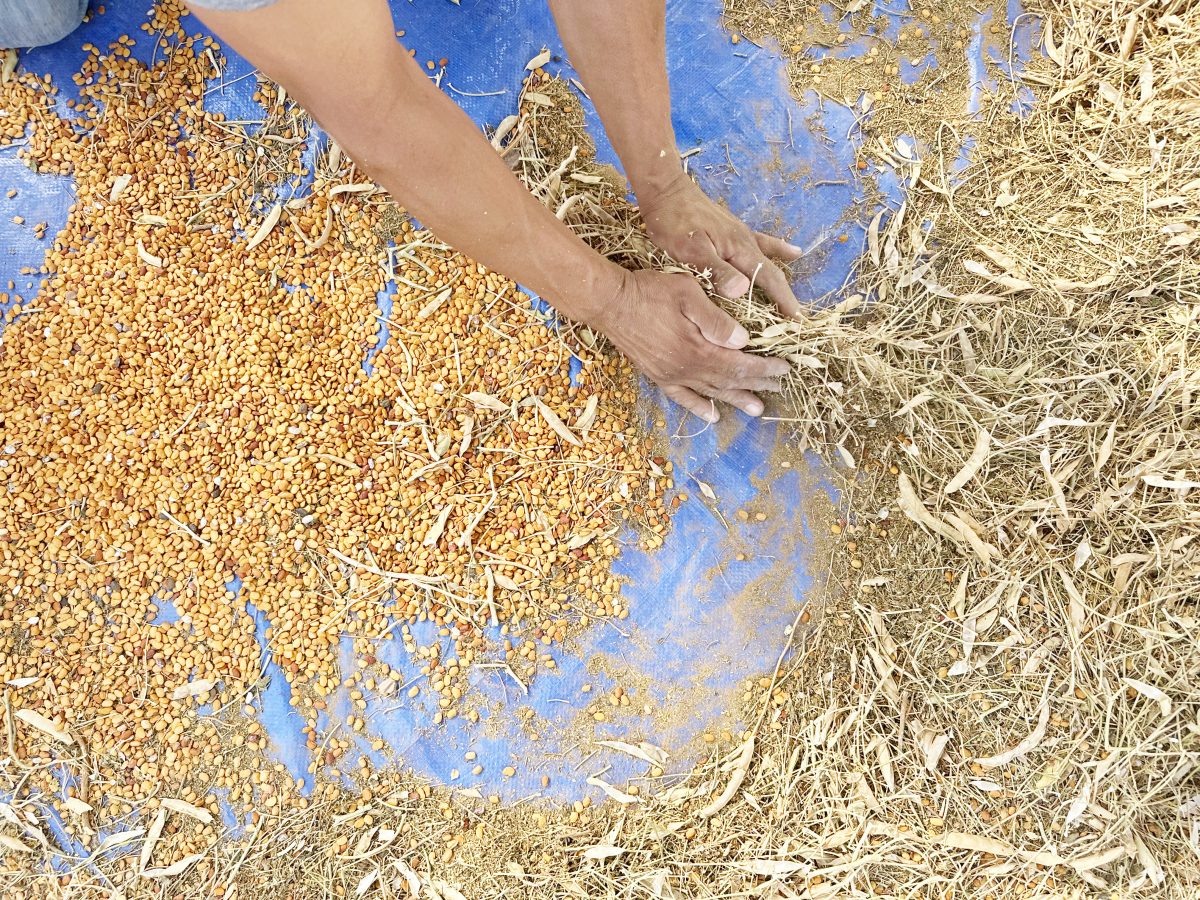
[483,0,1200,893]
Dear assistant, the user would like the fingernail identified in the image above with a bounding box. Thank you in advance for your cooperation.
[747,401,763,416]
[725,324,750,349]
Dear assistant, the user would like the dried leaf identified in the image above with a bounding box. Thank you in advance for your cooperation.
[1034,757,1069,790]
[596,740,668,766]
[582,844,626,860]
[136,240,163,268]
[63,797,93,816]
[423,505,453,548]
[1043,16,1063,64]
[574,395,598,436]
[1021,637,1060,675]
[941,831,1016,856]
[1124,678,1172,718]
[417,287,453,319]
[490,114,519,149]
[491,571,520,591]
[1057,568,1087,635]
[876,740,895,792]
[994,188,1020,208]
[565,531,596,550]
[94,829,145,855]
[465,391,508,412]
[392,859,421,894]
[140,809,167,873]
[15,709,73,745]
[0,834,34,853]
[586,776,640,804]
[431,881,468,900]
[244,204,281,251]
[459,416,474,456]
[1142,474,1200,490]
[975,695,1050,768]
[1073,539,1093,571]
[735,859,807,877]
[161,798,213,824]
[921,731,949,772]
[969,779,1003,792]
[1133,833,1164,885]
[897,473,957,544]
[945,428,991,494]
[329,182,376,198]
[698,736,753,818]
[893,392,934,418]
[867,209,885,266]
[526,49,552,70]
[171,678,214,701]
[962,258,1032,290]
[354,869,379,897]
[110,174,132,202]
[1041,449,1070,527]
[1070,844,1127,872]
[143,853,206,879]
[0,49,17,84]
[534,398,581,446]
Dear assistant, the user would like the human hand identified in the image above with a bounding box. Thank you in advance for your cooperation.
[591,268,790,423]
[638,173,805,317]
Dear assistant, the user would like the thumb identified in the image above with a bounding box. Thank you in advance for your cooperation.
[681,287,749,350]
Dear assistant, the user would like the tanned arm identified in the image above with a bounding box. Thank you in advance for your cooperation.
[189,0,789,421]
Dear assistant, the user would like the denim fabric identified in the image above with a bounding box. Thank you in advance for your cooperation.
[0,0,88,48]
[0,0,280,49]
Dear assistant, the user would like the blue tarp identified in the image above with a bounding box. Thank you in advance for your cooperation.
[0,0,1024,861]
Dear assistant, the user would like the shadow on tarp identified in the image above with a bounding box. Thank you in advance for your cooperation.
[0,0,1033,863]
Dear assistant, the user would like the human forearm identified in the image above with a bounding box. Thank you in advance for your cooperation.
[547,0,683,200]
[330,55,621,322]
[191,0,620,326]
[549,0,804,315]
[190,0,790,422]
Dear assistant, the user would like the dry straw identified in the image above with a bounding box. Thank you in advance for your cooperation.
[478,0,1199,891]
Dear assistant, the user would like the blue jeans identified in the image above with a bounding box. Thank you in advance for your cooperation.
[0,0,87,48]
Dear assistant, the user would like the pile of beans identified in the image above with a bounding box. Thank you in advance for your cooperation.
[0,0,671,857]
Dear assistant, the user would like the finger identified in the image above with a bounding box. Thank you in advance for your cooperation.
[754,231,804,261]
[662,384,719,423]
[728,249,802,318]
[735,376,785,393]
[681,289,749,350]
[722,349,791,381]
[710,257,751,299]
[753,259,803,318]
[710,388,765,418]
